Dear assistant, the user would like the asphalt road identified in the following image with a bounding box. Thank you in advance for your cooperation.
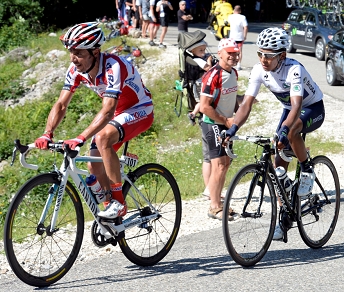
[2,22,344,291]
[2,208,344,291]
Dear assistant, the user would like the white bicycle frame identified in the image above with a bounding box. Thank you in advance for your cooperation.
[20,143,160,239]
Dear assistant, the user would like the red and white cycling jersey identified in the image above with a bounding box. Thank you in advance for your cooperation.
[63,53,152,115]
[201,63,238,125]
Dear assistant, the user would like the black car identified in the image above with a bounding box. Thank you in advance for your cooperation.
[325,28,344,86]
[282,7,339,60]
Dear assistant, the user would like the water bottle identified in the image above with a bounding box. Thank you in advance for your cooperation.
[86,175,106,203]
[275,166,292,192]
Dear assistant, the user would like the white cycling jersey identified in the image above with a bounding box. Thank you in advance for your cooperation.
[245,58,323,110]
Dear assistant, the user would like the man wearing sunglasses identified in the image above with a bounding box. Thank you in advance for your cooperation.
[224,27,325,239]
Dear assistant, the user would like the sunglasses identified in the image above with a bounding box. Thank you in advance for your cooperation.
[256,50,283,59]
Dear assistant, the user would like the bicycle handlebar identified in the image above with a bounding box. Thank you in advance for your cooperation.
[11,140,87,173]
[220,131,293,162]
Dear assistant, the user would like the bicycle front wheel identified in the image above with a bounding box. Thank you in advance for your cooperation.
[222,164,277,267]
[120,163,182,266]
[297,155,340,248]
[4,173,84,287]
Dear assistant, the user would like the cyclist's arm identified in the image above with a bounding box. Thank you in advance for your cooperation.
[43,90,73,135]
[79,96,118,141]
[232,95,256,127]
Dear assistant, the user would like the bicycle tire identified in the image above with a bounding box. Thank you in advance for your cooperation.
[120,163,182,266]
[222,164,277,267]
[296,155,340,248]
[4,173,84,287]
[286,0,294,8]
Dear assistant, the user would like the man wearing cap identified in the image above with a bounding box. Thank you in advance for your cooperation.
[199,38,242,221]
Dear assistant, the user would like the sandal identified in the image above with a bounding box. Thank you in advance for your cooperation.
[208,205,235,221]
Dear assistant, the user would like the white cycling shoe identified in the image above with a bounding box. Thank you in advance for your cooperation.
[298,170,316,197]
[273,225,283,240]
[98,200,127,219]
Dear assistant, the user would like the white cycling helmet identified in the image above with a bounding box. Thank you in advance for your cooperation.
[256,27,289,50]
[60,22,105,50]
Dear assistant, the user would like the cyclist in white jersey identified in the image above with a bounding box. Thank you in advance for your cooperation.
[224,27,325,239]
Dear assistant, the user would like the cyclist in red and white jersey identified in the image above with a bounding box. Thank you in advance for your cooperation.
[224,27,325,239]
[35,22,154,220]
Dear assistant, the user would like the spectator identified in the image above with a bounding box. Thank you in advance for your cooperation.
[200,38,242,220]
[190,0,197,21]
[140,0,150,37]
[255,0,261,22]
[133,0,141,29]
[115,0,127,24]
[227,5,248,70]
[177,0,193,33]
[156,0,173,48]
[148,0,160,46]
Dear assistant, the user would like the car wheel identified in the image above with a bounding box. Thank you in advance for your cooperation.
[315,39,325,60]
[326,59,340,86]
[287,38,296,53]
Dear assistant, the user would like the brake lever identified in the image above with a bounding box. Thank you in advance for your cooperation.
[10,146,17,166]
[273,133,293,162]
[220,130,237,159]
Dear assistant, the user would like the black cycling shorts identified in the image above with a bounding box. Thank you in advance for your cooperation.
[276,100,325,133]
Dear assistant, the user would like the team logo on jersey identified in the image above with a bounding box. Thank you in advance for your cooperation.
[294,72,299,77]
[282,83,290,89]
[125,77,140,93]
[222,85,238,95]
[305,80,315,94]
[293,84,301,92]
[264,74,268,80]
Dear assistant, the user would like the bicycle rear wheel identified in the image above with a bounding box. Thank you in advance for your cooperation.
[3,173,84,287]
[120,163,182,266]
[222,164,277,267]
[297,155,340,248]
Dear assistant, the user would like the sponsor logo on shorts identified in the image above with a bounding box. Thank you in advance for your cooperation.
[124,110,148,124]
[212,125,220,147]
[307,114,323,127]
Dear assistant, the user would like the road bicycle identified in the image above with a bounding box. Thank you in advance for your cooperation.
[221,133,340,267]
[105,37,147,68]
[4,139,182,287]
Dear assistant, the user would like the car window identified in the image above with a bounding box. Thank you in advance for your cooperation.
[288,11,300,22]
[298,12,309,24]
[333,33,342,43]
[307,13,316,24]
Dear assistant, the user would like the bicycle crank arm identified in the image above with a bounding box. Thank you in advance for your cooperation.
[241,212,263,218]
[101,213,160,236]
